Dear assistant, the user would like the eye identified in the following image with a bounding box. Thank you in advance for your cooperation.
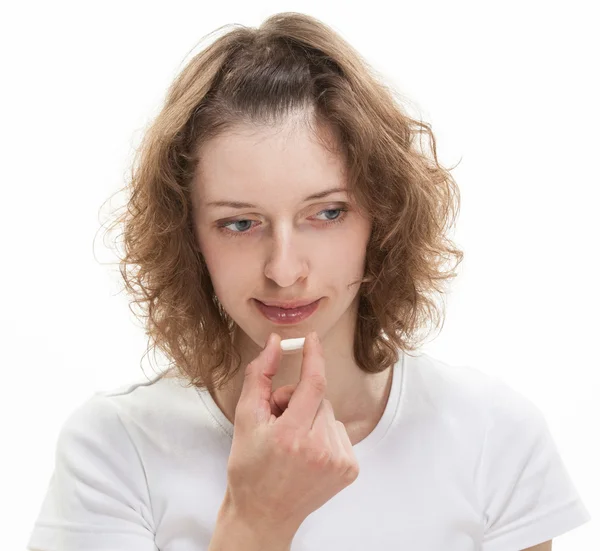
[314,208,346,222]
[221,219,254,233]
[216,205,349,237]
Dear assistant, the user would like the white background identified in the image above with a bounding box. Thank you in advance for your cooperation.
[2,1,597,549]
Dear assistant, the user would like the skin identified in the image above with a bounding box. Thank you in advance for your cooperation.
[190,111,393,444]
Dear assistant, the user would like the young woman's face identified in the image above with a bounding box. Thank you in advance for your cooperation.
[191,118,372,347]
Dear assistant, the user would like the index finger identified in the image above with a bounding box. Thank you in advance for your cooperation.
[278,332,327,432]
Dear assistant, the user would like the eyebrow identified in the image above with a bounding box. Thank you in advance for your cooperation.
[205,187,348,209]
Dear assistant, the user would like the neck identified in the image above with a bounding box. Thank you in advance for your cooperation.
[215,312,393,432]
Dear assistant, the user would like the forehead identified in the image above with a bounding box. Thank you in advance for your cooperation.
[193,119,346,203]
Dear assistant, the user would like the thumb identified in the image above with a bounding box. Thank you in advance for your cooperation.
[237,332,282,425]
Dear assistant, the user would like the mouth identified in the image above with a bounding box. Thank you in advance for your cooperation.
[254,298,321,325]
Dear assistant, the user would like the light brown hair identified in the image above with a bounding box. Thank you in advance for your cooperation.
[101,12,464,394]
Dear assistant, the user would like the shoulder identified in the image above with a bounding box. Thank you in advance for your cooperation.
[90,369,199,425]
[55,392,135,463]
[401,351,551,458]
[404,351,540,421]
[59,370,219,458]
[55,372,172,454]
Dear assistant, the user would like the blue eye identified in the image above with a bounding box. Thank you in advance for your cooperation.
[217,206,349,238]
[229,220,253,232]
[317,209,344,221]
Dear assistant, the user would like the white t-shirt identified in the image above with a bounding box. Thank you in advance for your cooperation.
[27,351,591,551]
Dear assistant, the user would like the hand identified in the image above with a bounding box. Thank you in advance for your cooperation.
[222,331,360,536]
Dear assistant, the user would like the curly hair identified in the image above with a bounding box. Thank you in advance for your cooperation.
[100,12,464,394]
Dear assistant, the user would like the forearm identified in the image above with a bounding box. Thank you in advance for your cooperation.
[208,501,297,551]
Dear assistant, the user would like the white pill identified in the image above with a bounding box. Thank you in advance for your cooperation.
[280,337,306,352]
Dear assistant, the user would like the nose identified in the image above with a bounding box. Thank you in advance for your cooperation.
[263,225,309,287]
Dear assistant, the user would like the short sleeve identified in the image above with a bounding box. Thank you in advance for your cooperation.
[479,381,591,551]
[27,394,158,551]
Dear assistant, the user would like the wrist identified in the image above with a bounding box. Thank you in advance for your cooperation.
[212,493,299,551]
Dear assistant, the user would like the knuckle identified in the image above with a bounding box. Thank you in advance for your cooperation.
[342,462,360,483]
[273,427,299,454]
[310,446,332,467]
[309,375,327,394]
[331,456,347,471]
[303,434,331,466]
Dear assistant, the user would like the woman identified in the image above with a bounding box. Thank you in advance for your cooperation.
[27,12,590,551]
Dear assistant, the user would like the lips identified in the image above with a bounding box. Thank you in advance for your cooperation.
[258,299,319,309]
[254,298,321,325]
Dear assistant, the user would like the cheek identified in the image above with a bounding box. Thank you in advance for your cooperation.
[319,239,367,290]
[199,241,237,288]
[330,225,370,266]
[202,245,261,302]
